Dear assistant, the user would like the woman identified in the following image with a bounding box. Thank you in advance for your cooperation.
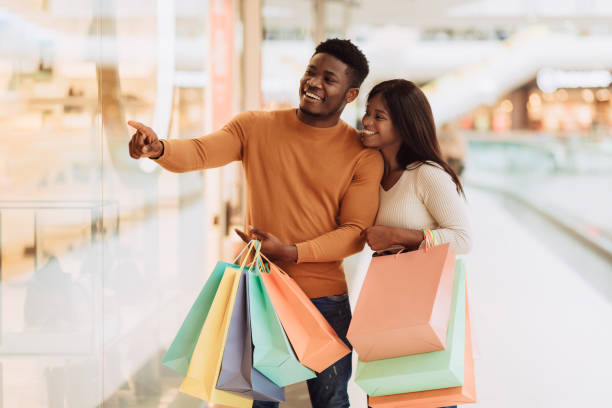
[361,79,472,408]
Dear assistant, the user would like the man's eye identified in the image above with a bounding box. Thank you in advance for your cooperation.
[325,78,336,83]
[376,115,384,120]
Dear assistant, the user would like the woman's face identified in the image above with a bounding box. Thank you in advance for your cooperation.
[361,93,401,149]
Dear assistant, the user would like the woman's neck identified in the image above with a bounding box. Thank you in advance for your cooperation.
[380,145,402,176]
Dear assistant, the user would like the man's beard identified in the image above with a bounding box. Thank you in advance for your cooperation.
[299,91,347,118]
[298,105,324,117]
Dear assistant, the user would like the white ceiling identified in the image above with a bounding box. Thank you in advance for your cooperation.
[264,0,612,29]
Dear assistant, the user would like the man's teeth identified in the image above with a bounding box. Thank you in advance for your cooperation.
[363,130,377,135]
[305,92,322,101]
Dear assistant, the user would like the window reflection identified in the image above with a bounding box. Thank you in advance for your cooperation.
[1,1,220,406]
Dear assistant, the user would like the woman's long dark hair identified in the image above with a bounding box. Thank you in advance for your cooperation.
[368,79,465,198]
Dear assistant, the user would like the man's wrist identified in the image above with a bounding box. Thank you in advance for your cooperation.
[281,244,298,263]
[150,140,165,160]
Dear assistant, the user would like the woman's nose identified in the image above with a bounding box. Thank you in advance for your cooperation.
[362,115,371,127]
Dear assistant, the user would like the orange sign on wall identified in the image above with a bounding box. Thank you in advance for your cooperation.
[210,0,234,130]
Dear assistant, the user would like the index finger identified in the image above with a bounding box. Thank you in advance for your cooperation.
[127,120,148,133]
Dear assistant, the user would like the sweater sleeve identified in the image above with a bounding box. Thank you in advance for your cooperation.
[417,164,472,254]
[153,112,251,172]
[295,149,384,263]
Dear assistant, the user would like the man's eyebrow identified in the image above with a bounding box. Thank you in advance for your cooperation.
[323,70,338,78]
[375,109,387,115]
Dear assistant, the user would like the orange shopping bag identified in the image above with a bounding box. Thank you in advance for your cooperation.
[347,243,456,361]
[368,292,476,408]
[259,261,351,373]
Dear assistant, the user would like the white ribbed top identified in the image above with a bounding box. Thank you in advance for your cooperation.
[375,162,472,254]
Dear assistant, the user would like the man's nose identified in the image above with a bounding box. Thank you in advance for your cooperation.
[307,76,322,88]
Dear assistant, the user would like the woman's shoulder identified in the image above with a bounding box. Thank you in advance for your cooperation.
[407,161,457,196]
[406,161,448,179]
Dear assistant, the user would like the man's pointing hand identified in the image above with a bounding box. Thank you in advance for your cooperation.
[128,120,164,159]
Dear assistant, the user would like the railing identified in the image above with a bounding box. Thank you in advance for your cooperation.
[465,135,612,260]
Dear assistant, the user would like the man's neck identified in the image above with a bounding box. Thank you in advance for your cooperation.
[296,108,341,128]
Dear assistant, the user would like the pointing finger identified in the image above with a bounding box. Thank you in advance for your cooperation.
[127,120,146,132]
[128,121,156,141]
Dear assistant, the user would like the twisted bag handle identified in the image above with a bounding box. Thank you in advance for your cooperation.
[250,242,291,276]
[422,228,438,250]
[234,240,259,273]
[392,228,438,261]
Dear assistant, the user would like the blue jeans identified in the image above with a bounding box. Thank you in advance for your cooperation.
[252,293,353,408]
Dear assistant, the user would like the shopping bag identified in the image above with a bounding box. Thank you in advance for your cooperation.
[368,287,476,407]
[347,243,456,361]
[248,270,315,387]
[216,268,285,402]
[162,260,236,375]
[179,264,252,407]
[355,260,466,397]
[259,260,351,373]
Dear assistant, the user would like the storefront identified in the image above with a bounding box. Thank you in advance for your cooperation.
[457,69,612,136]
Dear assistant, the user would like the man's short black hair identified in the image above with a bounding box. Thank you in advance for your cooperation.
[314,38,369,88]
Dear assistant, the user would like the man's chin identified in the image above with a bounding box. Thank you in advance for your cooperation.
[298,105,323,117]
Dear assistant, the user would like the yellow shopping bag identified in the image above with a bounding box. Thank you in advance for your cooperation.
[179,262,252,407]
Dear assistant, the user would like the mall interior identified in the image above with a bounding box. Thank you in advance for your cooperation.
[1,0,612,407]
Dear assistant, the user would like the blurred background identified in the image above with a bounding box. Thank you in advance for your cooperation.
[1,0,611,407]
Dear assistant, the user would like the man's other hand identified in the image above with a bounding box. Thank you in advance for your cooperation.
[234,226,298,263]
[128,120,164,159]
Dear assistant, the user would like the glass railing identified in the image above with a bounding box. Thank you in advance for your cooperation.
[465,133,612,255]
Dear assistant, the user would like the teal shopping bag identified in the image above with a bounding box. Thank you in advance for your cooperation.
[162,261,241,375]
[355,260,466,397]
[248,271,315,387]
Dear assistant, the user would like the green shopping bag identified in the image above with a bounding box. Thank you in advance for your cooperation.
[248,270,315,387]
[163,261,241,375]
[355,260,466,397]
[162,244,254,375]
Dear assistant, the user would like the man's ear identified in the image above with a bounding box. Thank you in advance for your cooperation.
[345,87,360,104]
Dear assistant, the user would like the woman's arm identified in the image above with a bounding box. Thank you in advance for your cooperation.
[362,225,424,252]
[418,164,472,254]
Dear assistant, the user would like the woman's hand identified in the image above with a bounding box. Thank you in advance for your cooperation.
[362,226,425,251]
[361,226,398,251]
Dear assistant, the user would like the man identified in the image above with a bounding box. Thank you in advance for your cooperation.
[128,38,383,408]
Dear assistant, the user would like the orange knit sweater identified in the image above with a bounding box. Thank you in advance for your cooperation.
[155,109,383,298]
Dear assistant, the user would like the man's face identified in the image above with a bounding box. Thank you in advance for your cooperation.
[298,53,356,119]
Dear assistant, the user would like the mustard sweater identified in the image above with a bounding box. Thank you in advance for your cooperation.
[155,109,383,298]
